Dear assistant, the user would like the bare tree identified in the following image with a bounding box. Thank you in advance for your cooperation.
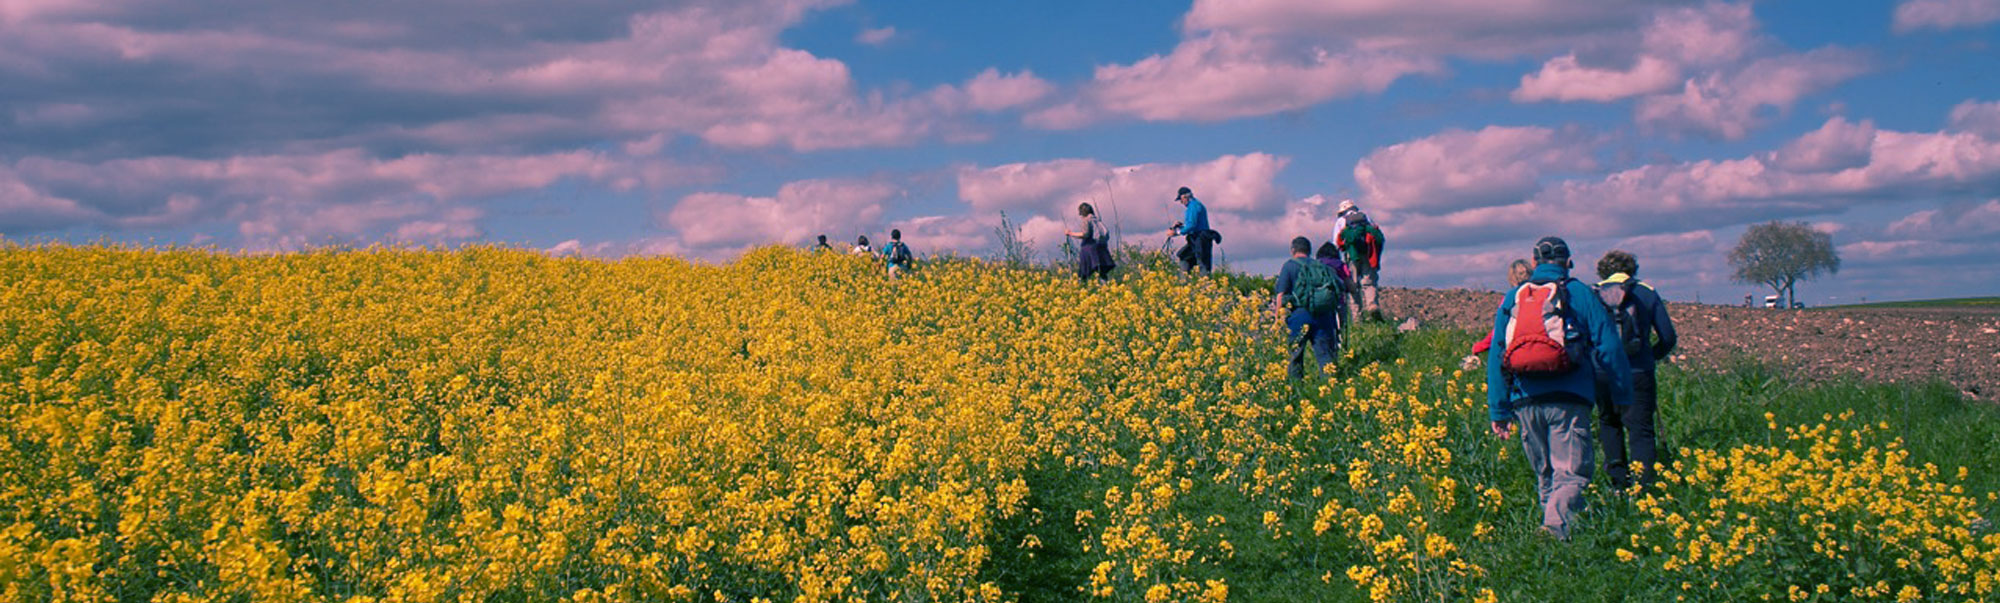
[1728,221,1840,308]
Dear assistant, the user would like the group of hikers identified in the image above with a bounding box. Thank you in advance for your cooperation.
[815,186,1678,541]
[1276,230,1680,542]
[1476,237,1679,541]
[815,230,915,279]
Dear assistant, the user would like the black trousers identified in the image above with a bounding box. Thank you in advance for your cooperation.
[1178,233,1213,274]
[1596,369,1659,488]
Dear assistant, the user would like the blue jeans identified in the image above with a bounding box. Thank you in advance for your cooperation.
[1515,401,1595,540]
[1286,310,1339,379]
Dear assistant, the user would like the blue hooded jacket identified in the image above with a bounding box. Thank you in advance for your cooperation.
[1486,262,1633,422]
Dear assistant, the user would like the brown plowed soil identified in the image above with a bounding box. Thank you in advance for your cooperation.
[1382,287,2000,401]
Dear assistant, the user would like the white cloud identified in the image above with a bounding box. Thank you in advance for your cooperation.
[856,26,896,46]
[955,153,1293,222]
[1514,54,1682,103]
[1634,48,1869,140]
[1085,32,1439,123]
[1767,117,1876,172]
[1949,99,2000,138]
[1377,111,2000,251]
[1893,0,2000,33]
[658,179,899,251]
[1354,125,1597,215]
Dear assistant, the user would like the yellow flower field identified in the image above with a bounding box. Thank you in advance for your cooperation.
[0,245,1993,602]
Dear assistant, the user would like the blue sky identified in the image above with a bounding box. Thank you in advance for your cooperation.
[4,0,2000,304]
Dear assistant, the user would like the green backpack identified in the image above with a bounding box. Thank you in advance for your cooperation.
[1288,258,1343,316]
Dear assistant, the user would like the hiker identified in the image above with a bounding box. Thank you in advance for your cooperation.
[1275,237,1343,379]
[1315,242,1351,343]
[1063,202,1116,283]
[1464,259,1534,370]
[1593,249,1678,490]
[1170,186,1215,274]
[851,235,873,256]
[814,234,833,252]
[1486,237,1633,541]
[882,229,914,279]
[1335,200,1386,321]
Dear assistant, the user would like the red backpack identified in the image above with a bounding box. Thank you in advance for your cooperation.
[1502,280,1579,376]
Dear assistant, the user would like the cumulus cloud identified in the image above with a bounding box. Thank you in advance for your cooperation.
[1514,55,1683,103]
[658,179,899,251]
[1087,32,1439,122]
[1633,48,1869,140]
[1378,112,2000,251]
[0,0,1050,157]
[1354,125,1598,214]
[1034,0,1697,127]
[1886,199,2000,240]
[1767,117,1876,172]
[1539,118,2000,237]
[0,0,1075,246]
[1893,0,2000,32]
[1950,99,2000,138]
[1508,2,1868,141]
[0,148,699,243]
[945,68,1055,113]
[955,153,1292,221]
[1513,3,1757,103]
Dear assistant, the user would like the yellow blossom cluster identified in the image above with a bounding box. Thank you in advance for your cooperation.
[1627,411,2000,601]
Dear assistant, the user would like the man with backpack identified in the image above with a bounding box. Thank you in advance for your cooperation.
[1276,237,1343,379]
[1335,200,1386,321]
[883,229,914,279]
[1171,186,1216,275]
[1486,237,1633,541]
[1315,241,1352,345]
[1592,249,1678,491]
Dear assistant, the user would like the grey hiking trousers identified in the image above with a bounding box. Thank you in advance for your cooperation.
[1515,401,1595,540]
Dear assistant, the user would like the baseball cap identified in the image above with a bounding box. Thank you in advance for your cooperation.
[1533,236,1571,263]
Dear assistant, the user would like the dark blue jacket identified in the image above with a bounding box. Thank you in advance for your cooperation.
[1597,273,1677,373]
[1487,263,1633,421]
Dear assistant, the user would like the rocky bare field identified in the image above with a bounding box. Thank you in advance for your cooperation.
[1382,287,2000,401]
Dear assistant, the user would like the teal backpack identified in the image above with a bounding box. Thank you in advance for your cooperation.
[1288,258,1343,316]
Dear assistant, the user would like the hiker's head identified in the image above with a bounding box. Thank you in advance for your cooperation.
[1338,199,1357,214]
[816,235,827,244]
[857,235,870,247]
[1078,202,1094,217]
[1290,237,1312,257]
[1532,236,1571,267]
[1597,249,1637,279]
[1316,242,1339,260]
[1508,259,1533,287]
[1176,186,1192,204]
[891,229,902,241]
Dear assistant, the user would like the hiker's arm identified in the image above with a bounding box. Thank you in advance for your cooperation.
[1651,293,1678,360]
[1485,298,1512,423]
